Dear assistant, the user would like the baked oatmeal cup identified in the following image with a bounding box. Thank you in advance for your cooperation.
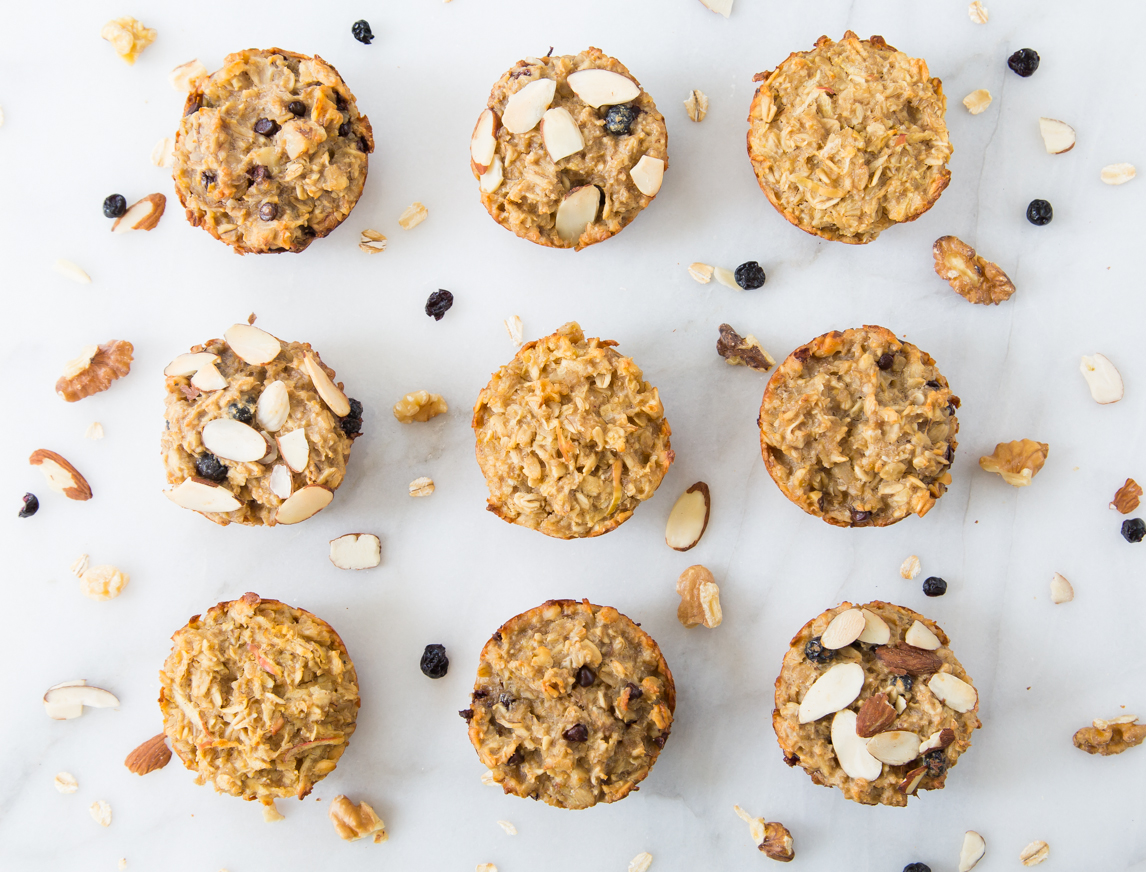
[161,322,363,527]
[464,599,675,809]
[174,48,374,254]
[758,325,958,527]
[773,601,980,807]
[471,47,668,250]
[747,32,952,244]
[472,321,673,539]
[159,592,360,805]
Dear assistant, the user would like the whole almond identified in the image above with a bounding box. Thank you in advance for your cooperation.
[124,733,172,775]
[855,692,897,737]
[874,643,943,676]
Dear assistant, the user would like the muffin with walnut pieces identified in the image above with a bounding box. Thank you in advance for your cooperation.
[773,601,980,807]
[464,599,675,809]
[174,48,373,253]
[747,32,952,244]
[159,593,360,807]
[758,325,958,527]
[472,321,673,538]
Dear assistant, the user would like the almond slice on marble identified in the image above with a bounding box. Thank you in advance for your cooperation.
[29,449,92,500]
[112,193,166,233]
[820,608,866,649]
[541,107,584,162]
[1079,354,1123,404]
[275,485,333,525]
[43,679,87,720]
[256,380,290,431]
[713,266,738,289]
[276,429,309,473]
[470,108,499,172]
[302,353,351,417]
[329,533,382,570]
[855,692,897,737]
[44,683,119,720]
[165,477,242,513]
[1101,163,1136,185]
[555,185,601,244]
[189,361,227,392]
[567,69,640,108]
[268,464,293,499]
[630,155,665,196]
[479,154,504,194]
[665,482,710,551]
[1050,571,1074,604]
[54,259,92,284]
[164,351,219,377]
[857,609,891,645]
[919,727,956,754]
[830,709,882,780]
[798,662,864,723]
[865,730,922,765]
[928,673,978,712]
[501,78,556,133]
[202,419,268,462]
[224,323,281,366]
[905,620,942,651]
[698,0,734,16]
[1039,117,1075,154]
[959,831,987,872]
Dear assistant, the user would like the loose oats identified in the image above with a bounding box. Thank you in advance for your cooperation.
[968,1,989,23]
[90,800,112,827]
[398,202,428,230]
[409,476,435,497]
[86,422,105,440]
[497,820,517,835]
[629,852,653,872]
[900,555,921,579]
[688,262,715,283]
[359,229,387,253]
[54,772,79,793]
[684,89,708,122]
[100,17,155,64]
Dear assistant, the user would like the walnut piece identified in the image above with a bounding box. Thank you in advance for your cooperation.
[979,439,1049,487]
[717,323,775,371]
[684,89,709,122]
[761,821,795,862]
[933,236,1015,305]
[676,565,722,628]
[100,17,155,64]
[56,340,133,402]
[329,795,388,843]
[1111,478,1142,514]
[1073,715,1146,755]
[393,390,447,423]
[79,564,129,601]
[125,734,172,774]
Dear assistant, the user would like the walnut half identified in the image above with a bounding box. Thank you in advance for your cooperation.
[393,390,447,423]
[933,236,1015,305]
[329,795,388,843]
[676,565,722,628]
[717,324,775,371]
[56,340,133,402]
[1073,715,1146,756]
[979,439,1048,486]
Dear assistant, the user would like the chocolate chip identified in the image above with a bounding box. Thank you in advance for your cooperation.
[850,509,872,523]
[259,203,277,221]
[334,90,348,110]
[458,708,474,721]
[562,724,588,743]
[626,682,643,700]
[793,347,811,362]
[576,666,596,687]
[877,352,894,370]
[249,165,269,183]
[201,171,216,188]
[254,118,280,136]
[185,97,202,116]
[654,735,667,748]
[287,101,305,116]
[472,689,488,699]
[925,380,941,389]
[944,444,955,463]
[506,750,523,766]
[358,136,370,153]
[492,632,502,642]
[339,120,351,137]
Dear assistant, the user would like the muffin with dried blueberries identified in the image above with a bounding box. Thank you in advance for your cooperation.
[160,593,360,807]
[464,599,674,809]
[747,32,952,244]
[472,321,673,539]
[471,47,668,250]
[161,322,363,526]
[758,325,958,527]
[174,48,374,254]
[773,601,980,807]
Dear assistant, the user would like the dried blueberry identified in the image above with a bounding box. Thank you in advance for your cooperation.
[358,136,370,153]
[506,750,523,766]
[626,682,643,700]
[287,100,306,117]
[903,864,932,872]
[890,674,914,694]
[1007,48,1040,77]
[877,352,894,371]
[922,576,948,597]
[458,708,474,721]
[1026,198,1053,225]
[347,398,363,419]
[654,735,667,748]
[576,665,596,687]
[562,723,589,743]
[227,402,254,424]
[425,289,454,321]
[259,202,278,221]
[804,636,834,664]
[102,194,127,219]
[338,120,351,137]
[923,749,947,777]
[195,453,228,482]
[202,171,216,188]
[18,493,39,518]
[734,261,767,290]
[351,19,374,44]
[603,104,637,135]
[420,643,449,678]
[1121,518,1146,543]
[254,118,280,137]
[925,380,941,389]
[498,693,513,708]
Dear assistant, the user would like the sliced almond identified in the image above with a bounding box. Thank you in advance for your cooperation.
[43,679,87,720]
[905,620,942,651]
[54,259,92,284]
[919,727,956,754]
[928,673,978,713]
[224,323,281,366]
[959,830,987,872]
[555,185,601,244]
[865,730,922,765]
[567,69,640,108]
[855,692,897,738]
[111,193,166,232]
[256,380,290,431]
[257,432,278,464]
[470,108,499,172]
[630,155,665,197]
[698,0,734,16]
[894,695,907,714]
[713,266,738,289]
[480,154,504,194]
[1079,353,1123,404]
[501,77,556,134]
[202,418,268,462]
[276,429,309,473]
[268,464,293,499]
[1050,571,1074,604]
[29,449,92,500]
[165,477,242,513]
[274,485,333,525]
[1039,117,1075,154]
[857,609,891,645]
[169,58,207,92]
[665,482,710,551]
[820,608,866,649]
[830,709,883,780]
[898,765,927,796]
[164,351,219,377]
[151,136,175,168]
[1101,163,1136,185]
[541,107,585,162]
[329,533,382,570]
[44,683,120,720]
[798,662,864,723]
[302,353,351,417]
[189,361,227,391]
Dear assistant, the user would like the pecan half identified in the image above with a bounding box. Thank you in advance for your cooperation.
[1111,478,1142,514]
[855,692,897,737]
[933,235,1016,305]
[874,644,943,676]
[56,340,134,402]
[125,733,172,775]
[717,323,775,371]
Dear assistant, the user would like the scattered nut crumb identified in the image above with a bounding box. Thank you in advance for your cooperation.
[118,859,127,871]
[1050,572,1074,604]
[56,340,134,402]
[968,1,989,23]
[86,422,105,440]
[359,229,387,253]
[962,89,992,114]
[124,733,172,775]
[151,137,175,168]
[733,805,766,848]
[900,555,921,579]
[393,390,447,423]
[70,554,90,577]
[0,106,5,128]
[169,59,207,92]
[80,564,130,601]
[504,315,523,347]
[262,800,284,823]
[1020,840,1049,866]
[480,769,496,786]
[329,795,388,843]
[497,820,517,835]
[713,266,738,289]
[979,439,1049,486]
[1073,714,1146,755]
[54,772,79,794]
[54,259,92,284]
[1101,163,1136,185]
[676,565,722,628]
[684,89,708,122]
[933,236,1015,305]
[629,852,653,872]
[1111,478,1142,513]
[688,262,715,283]
[100,17,155,64]
[398,202,428,230]
[761,821,795,862]
[476,865,497,872]
[409,476,435,497]
[90,799,112,827]
[717,324,774,371]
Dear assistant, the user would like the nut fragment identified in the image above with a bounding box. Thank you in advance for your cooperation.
[497,820,518,836]
[732,805,766,849]
[904,620,941,650]
[151,137,175,168]
[359,229,387,253]
[263,801,285,823]
[928,672,979,712]
[1073,715,1146,755]
[684,89,708,122]
[80,564,129,601]
[1050,572,1074,604]
[665,482,710,550]
[979,439,1049,486]
[1111,478,1142,513]
[855,692,897,737]
[393,390,447,423]
[29,449,93,500]
[1101,163,1136,185]
[90,800,112,827]
[798,662,864,723]
[1020,840,1049,866]
[86,422,104,440]
[962,89,992,114]
[329,795,388,843]
[169,59,208,92]
[480,769,496,786]
[900,554,921,579]
[713,266,738,289]
[874,643,943,676]
[898,765,926,796]
[504,315,523,347]
[1039,117,1076,154]
[716,324,775,371]
[44,680,120,719]
[53,259,92,284]
[409,476,435,497]
[329,533,382,570]
[933,236,1015,305]
[688,262,715,283]
[820,609,865,649]
[57,340,134,402]
[628,852,653,872]
[1079,353,1124,404]
[959,830,987,872]
[676,565,722,628]
[124,733,171,775]
[54,772,79,794]
[100,17,155,64]
[398,202,428,230]
[968,1,989,23]
[761,822,795,862]
[111,194,166,233]
[919,727,956,754]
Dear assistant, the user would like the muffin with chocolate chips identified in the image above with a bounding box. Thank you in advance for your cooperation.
[465,599,674,809]
[174,48,374,254]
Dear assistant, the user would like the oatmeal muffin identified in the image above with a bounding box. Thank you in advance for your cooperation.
[747,32,952,244]
[464,599,674,809]
[758,326,958,527]
[472,322,673,538]
[174,48,374,254]
[471,47,668,250]
[159,593,360,804]
[773,601,980,807]
[162,323,363,527]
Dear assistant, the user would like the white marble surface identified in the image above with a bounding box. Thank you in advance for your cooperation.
[2,0,1145,869]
